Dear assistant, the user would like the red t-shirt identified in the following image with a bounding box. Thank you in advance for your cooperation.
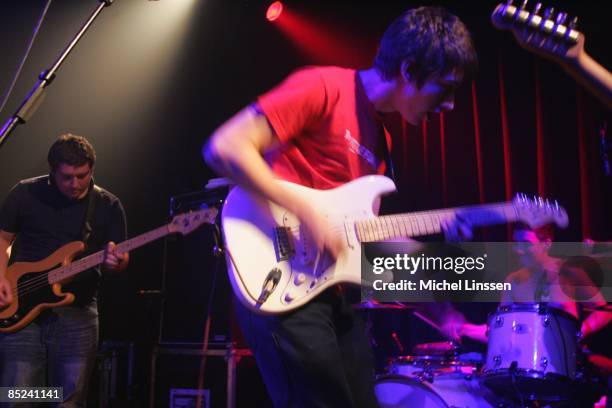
[257,66,387,190]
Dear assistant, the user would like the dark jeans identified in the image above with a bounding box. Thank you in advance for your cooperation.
[0,303,99,408]
[235,288,379,408]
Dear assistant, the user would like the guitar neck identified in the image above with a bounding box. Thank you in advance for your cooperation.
[48,224,171,284]
[356,202,517,242]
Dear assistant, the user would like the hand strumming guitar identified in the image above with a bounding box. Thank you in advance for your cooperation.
[0,277,12,308]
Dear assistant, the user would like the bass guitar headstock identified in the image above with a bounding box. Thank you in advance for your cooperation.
[492,1,581,49]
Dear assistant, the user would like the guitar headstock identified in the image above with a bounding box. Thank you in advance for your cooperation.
[168,207,219,235]
[492,1,581,51]
[512,193,569,229]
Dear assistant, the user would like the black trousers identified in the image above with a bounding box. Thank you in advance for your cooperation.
[235,288,380,408]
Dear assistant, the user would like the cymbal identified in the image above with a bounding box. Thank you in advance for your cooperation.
[412,341,459,355]
[353,300,420,310]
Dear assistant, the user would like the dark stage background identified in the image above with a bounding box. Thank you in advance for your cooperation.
[0,0,610,406]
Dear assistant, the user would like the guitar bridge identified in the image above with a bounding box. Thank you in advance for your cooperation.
[273,226,294,262]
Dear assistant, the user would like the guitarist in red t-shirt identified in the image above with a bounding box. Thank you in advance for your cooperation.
[204,7,478,407]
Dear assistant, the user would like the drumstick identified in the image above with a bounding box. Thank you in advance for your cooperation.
[413,310,442,332]
[414,310,463,344]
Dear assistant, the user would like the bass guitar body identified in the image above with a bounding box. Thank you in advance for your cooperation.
[0,241,84,333]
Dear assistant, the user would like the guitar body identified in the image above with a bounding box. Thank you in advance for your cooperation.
[0,241,83,333]
[222,175,397,314]
[223,175,569,315]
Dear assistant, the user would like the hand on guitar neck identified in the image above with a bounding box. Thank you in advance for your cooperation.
[441,215,474,242]
[298,191,474,257]
[102,241,129,273]
[0,278,11,309]
[0,239,128,309]
[0,239,129,309]
[492,2,612,109]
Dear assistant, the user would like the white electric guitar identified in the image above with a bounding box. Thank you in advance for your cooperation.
[222,175,569,314]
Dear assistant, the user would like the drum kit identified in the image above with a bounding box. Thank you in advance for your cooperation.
[357,302,605,407]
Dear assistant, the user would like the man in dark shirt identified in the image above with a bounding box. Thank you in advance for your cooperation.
[0,134,128,406]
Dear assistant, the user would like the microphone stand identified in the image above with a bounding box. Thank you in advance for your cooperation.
[0,0,114,148]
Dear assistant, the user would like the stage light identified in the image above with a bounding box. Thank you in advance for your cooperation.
[266,1,283,22]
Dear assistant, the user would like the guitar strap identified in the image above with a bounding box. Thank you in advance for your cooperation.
[379,123,396,182]
[82,184,101,250]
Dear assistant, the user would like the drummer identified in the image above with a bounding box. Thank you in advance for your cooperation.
[454,223,611,343]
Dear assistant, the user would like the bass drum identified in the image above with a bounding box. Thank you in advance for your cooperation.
[375,373,497,408]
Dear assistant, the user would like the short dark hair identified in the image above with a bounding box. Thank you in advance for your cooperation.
[374,7,477,86]
[47,133,96,171]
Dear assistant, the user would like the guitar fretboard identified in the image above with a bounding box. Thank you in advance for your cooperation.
[47,225,170,284]
[355,203,517,242]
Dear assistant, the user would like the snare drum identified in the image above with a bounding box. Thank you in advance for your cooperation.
[388,355,478,377]
[483,303,579,401]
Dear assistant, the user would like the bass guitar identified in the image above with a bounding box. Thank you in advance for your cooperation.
[0,207,217,333]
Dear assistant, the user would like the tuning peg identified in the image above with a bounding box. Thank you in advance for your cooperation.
[569,16,578,29]
[556,12,568,26]
[564,15,580,44]
[526,2,542,28]
[540,7,555,33]
[551,12,571,40]
[532,2,542,15]
[511,0,530,23]
[496,0,515,21]
[543,7,554,19]
[543,7,555,24]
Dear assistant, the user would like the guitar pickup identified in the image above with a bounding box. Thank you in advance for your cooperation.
[273,226,294,262]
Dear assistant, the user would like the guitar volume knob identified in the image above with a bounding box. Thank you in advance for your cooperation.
[294,273,307,286]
